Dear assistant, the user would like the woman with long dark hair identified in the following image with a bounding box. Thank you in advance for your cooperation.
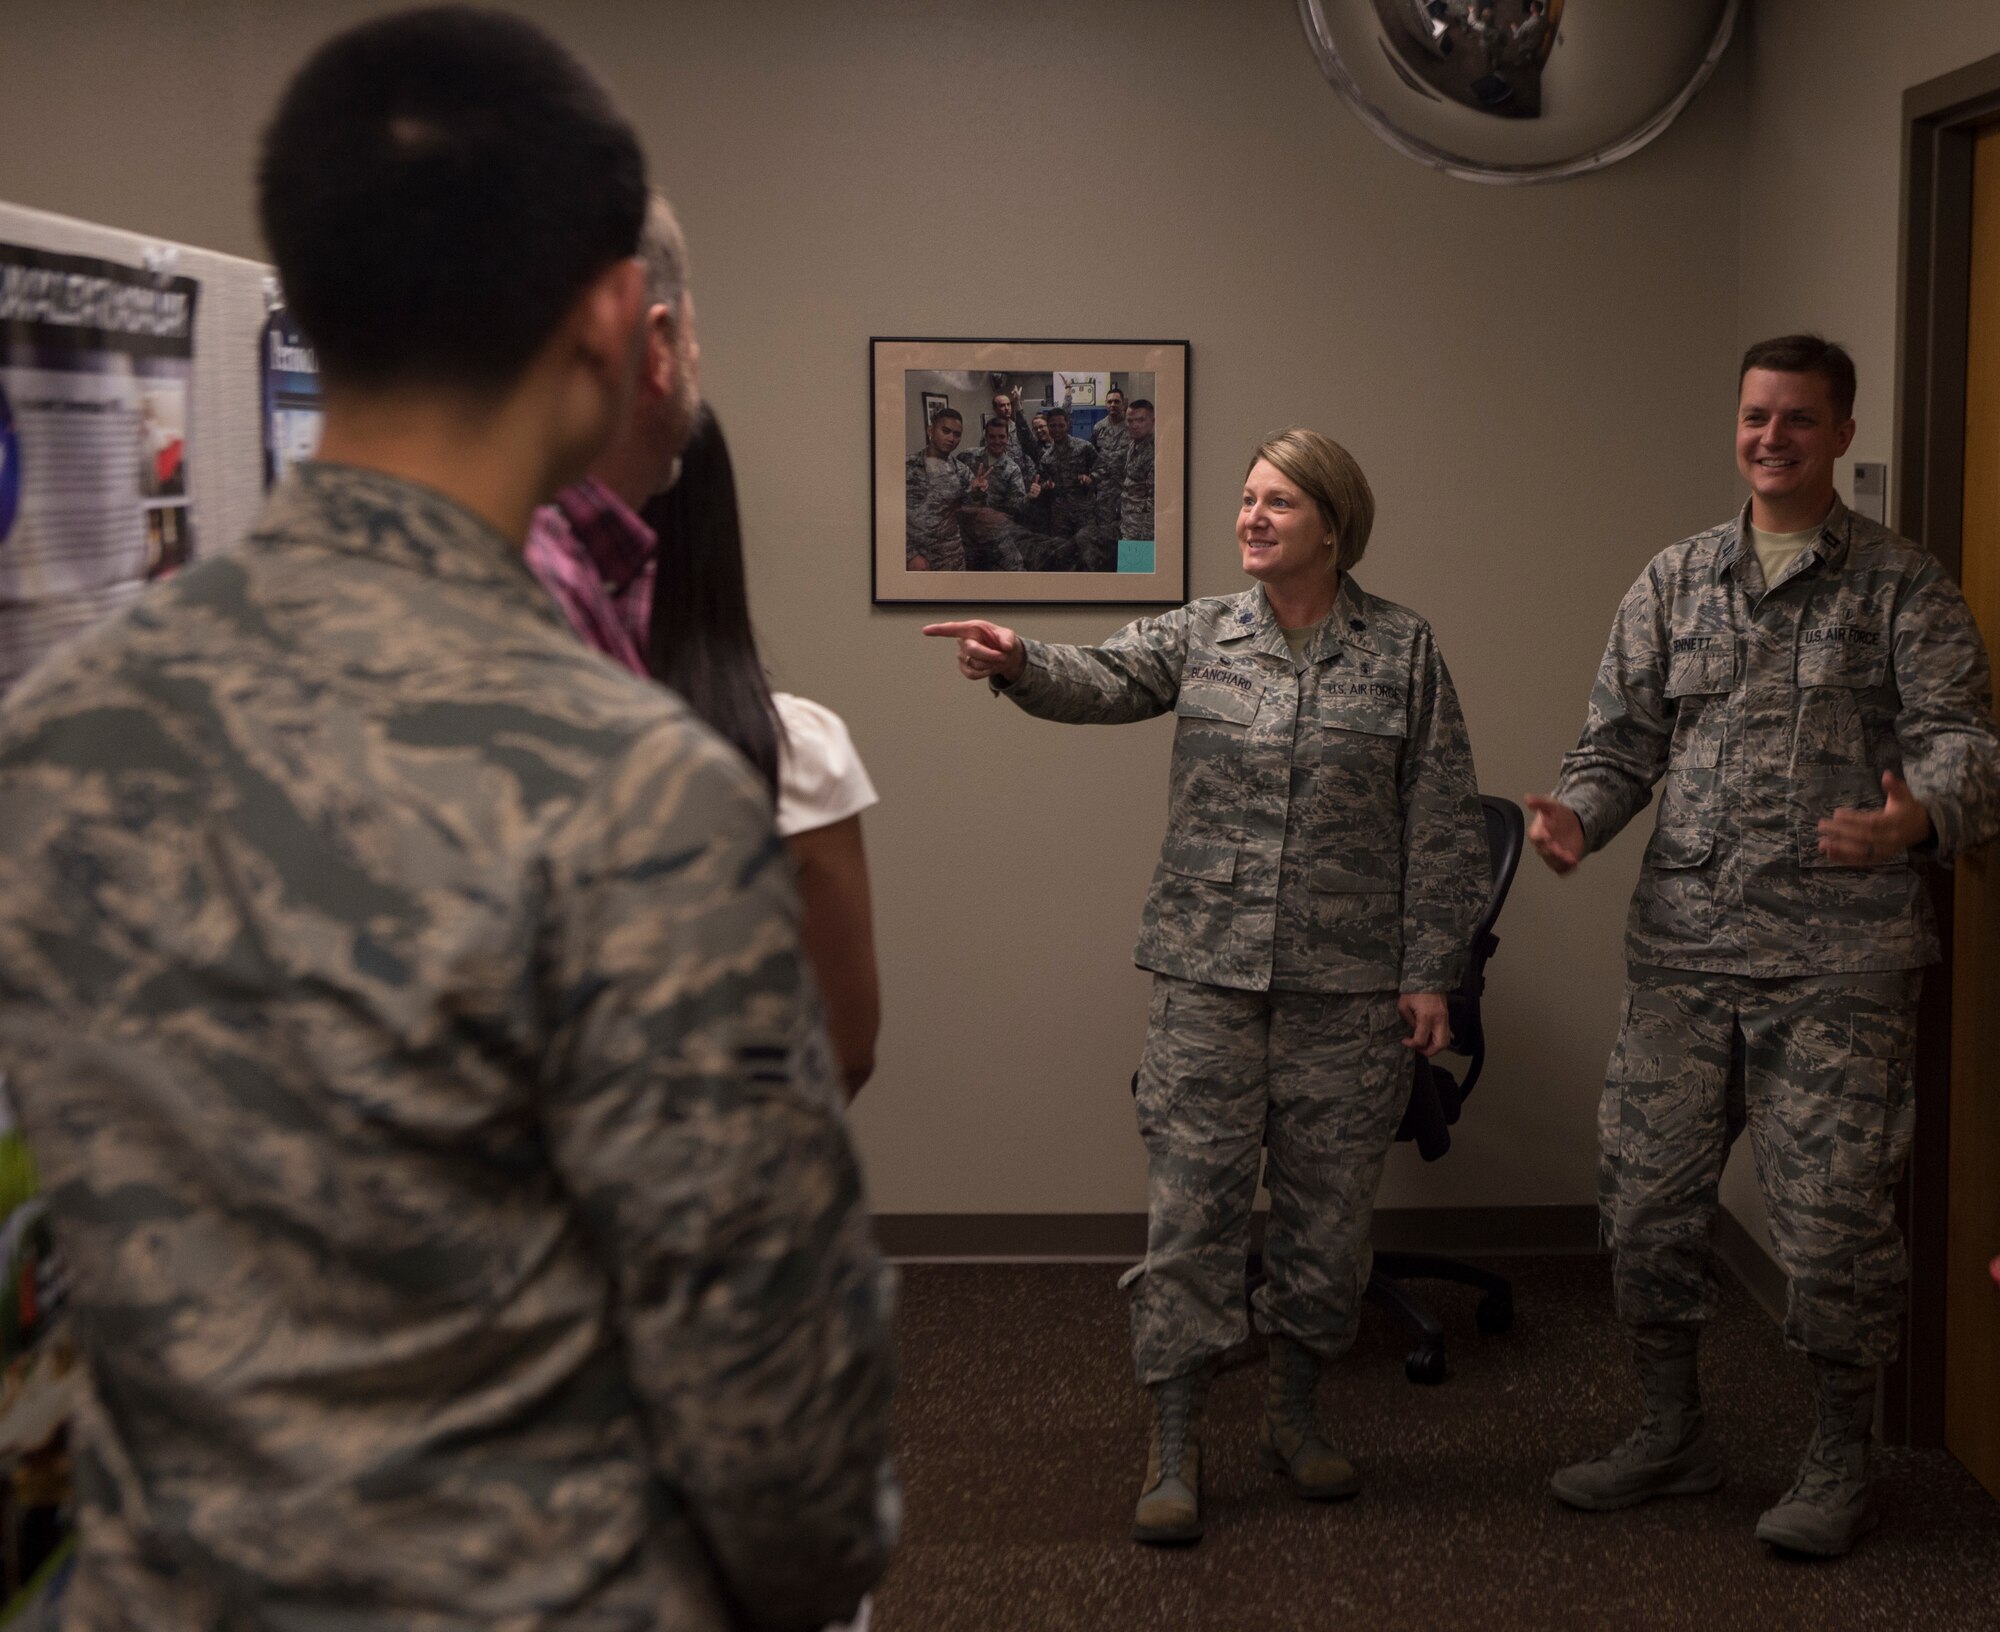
[645,405,881,1096]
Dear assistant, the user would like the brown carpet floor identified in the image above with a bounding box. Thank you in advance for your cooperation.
[871,1257,2000,1631]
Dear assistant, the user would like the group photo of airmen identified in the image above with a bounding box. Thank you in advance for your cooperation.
[903,369,1156,573]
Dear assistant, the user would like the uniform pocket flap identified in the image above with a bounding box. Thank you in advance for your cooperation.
[1645,826,1715,869]
[1318,686,1409,738]
[1665,644,1736,698]
[1307,862,1400,894]
[1795,638,1889,690]
[1161,840,1238,883]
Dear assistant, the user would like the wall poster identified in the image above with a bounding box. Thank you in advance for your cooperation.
[260,295,321,489]
[0,243,200,694]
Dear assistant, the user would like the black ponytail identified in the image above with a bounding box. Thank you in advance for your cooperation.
[642,404,784,795]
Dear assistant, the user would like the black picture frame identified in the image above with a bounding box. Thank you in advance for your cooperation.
[870,336,1191,606]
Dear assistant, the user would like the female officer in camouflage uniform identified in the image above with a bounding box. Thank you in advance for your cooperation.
[925,429,1488,1544]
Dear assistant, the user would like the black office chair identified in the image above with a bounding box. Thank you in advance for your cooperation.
[1366,794,1526,1383]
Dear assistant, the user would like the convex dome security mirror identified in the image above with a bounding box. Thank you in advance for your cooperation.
[1299,0,1740,184]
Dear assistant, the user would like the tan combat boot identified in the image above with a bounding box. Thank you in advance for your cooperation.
[1132,1371,1208,1545]
[1259,1334,1360,1500]
[1754,1358,1878,1557]
[1550,1323,1723,1510]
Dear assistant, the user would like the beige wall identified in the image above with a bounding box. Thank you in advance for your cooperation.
[1719,0,2000,1251]
[0,0,1757,1216]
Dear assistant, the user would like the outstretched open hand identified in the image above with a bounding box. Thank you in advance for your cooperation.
[1524,794,1585,875]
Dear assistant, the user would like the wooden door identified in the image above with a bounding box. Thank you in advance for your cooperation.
[1945,123,2000,1501]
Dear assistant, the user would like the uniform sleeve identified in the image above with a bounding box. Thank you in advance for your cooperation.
[1551,564,1674,852]
[539,722,896,1632]
[1013,421,1039,478]
[1399,631,1488,992]
[903,458,926,565]
[1892,562,2000,862]
[996,605,1193,724]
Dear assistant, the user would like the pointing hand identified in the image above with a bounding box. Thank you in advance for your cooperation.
[922,619,1026,684]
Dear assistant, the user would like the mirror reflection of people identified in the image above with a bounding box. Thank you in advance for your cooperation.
[647,406,883,1096]
[1509,0,1549,65]
[905,407,970,571]
[923,429,1487,1547]
[1531,335,2000,1558]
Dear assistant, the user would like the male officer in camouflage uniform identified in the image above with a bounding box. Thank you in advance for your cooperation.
[1035,405,1101,542]
[906,406,972,571]
[955,416,1034,571]
[926,428,1487,1544]
[1530,335,2000,1556]
[0,13,896,1628]
[992,384,1043,482]
[1091,386,1132,466]
[1120,398,1158,543]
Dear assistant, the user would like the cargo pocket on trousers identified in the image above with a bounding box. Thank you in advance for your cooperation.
[1831,1053,1915,1190]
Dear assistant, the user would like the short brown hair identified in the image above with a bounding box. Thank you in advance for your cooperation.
[1247,428,1375,573]
[1739,334,1856,421]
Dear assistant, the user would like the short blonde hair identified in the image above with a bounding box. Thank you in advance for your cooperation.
[1247,428,1375,573]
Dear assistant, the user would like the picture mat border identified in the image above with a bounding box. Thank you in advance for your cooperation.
[870,336,1190,606]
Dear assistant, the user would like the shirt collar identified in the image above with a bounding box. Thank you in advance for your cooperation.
[548,475,658,593]
[256,462,537,593]
[1216,574,1373,665]
[1720,494,1852,580]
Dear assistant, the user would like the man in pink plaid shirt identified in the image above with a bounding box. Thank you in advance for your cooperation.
[526,192,696,672]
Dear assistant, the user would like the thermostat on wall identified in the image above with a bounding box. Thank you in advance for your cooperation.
[1852,461,1888,524]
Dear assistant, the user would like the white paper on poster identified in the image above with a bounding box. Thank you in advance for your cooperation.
[1050,370,1110,408]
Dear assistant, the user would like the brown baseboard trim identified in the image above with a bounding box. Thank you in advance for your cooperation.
[873,1205,1602,1263]
[1714,1205,1787,1325]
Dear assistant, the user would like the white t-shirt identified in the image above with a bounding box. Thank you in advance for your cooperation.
[1750,521,1820,591]
[773,693,878,838]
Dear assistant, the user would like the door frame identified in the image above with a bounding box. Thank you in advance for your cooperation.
[1891,48,2000,1445]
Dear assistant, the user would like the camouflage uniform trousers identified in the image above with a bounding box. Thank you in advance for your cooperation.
[1128,974,1409,1386]
[1601,965,1923,1368]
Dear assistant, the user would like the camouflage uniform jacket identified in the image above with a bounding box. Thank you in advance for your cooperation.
[1090,416,1131,468]
[955,447,1032,516]
[1005,414,1042,481]
[999,576,1486,993]
[1036,435,1100,537]
[1120,434,1157,541]
[905,450,971,569]
[1554,498,2000,975]
[0,464,897,1632]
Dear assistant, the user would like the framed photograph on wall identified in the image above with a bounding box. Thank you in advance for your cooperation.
[871,336,1190,606]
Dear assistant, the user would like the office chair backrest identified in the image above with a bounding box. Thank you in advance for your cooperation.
[1395,795,1525,1161]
